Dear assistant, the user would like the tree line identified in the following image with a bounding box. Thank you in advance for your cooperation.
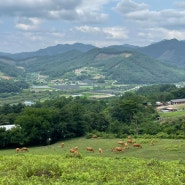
[0,84,185,148]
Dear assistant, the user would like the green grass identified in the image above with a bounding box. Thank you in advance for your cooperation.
[160,111,185,118]
[0,138,185,185]
[1,138,185,161]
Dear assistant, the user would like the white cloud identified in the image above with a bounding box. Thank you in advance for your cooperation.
[75,25,128,39]
[114,0,185,30]
[75,26,101,33]
[103,27,128,39]
[0,0,109,23]
[15,17,41,30]
[115,0,148,15]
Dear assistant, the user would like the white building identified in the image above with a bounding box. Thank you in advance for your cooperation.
[0,124,16,131]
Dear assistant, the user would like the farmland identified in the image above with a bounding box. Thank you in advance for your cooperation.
[0,138,185,184]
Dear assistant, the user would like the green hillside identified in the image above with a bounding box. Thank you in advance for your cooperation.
[18,48,185,84]
[0,58,24,78]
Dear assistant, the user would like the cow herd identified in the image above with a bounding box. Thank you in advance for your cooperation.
[63,135,149,155]
[15,136,154,155]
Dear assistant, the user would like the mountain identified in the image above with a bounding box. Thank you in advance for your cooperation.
[0,57,24,77]
[0,43,95,60]
[18,48,185,84]
[1,39,185,84]
[138,39,185,69]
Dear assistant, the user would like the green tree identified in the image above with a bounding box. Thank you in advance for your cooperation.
[15,107,53,145]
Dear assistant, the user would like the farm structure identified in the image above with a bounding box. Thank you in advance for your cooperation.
[169,98,185,105]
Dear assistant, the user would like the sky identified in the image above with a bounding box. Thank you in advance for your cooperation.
[0,0,185,53]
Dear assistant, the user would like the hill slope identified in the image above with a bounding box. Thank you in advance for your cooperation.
[18,48,185,84]
[0,43,95,60]
[138,39,185,69]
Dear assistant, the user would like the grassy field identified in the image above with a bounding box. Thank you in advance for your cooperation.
[1,137,185,161]
[0,138,185,185]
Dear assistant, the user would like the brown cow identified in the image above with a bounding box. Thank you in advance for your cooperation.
[118,140,124,146]
[15,148,20,153]
[127,139,133,144]
[69,148,78,155]
[20,147,29,152]
[69,146,79,155]
[92,135,98,139]
[98,148,103,154]
[86,147,94,152]
[112,147,124,152]
[133,143,142,148]
[124,142,129,149]
[61,142,65,148]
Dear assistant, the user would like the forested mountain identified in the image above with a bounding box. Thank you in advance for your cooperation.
[0,43,95,60]
[17,48,185,84]
[1,39,185,84]
[138,39,185,69]
[0,57,24,78]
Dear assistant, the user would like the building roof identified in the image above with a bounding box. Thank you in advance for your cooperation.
[0,124,16,130]
[170,99,185,103]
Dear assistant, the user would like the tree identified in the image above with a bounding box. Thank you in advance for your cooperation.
[15,107,53,145]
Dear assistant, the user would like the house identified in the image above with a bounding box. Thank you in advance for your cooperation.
[156,101,163,106]
[24,101,35,106]
[170,99,185,105]
[0,124,16,131]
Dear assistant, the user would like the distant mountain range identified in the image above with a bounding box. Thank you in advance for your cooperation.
[1,38,185,84]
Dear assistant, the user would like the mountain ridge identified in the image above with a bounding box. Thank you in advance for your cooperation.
[1,38,185,84]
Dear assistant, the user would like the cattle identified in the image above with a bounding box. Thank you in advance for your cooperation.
[124,142,129,149]
[69,148,78,155]
[98,148,103,154]
[69,146,79,155]
[112,147,125,152]
[133,143,142,148]
[20,147,29,152]
[61,142,65,148]
[127,139,133,144]
[118,140,124,146]
[86,147,94,152]
[92,135,98,139]
[73,146,78,151]
[15,148,20,153]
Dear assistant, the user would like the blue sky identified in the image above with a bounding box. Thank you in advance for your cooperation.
[0,0,185,53]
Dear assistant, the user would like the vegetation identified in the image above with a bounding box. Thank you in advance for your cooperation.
[1,154,184,185]
[1,85,185,148]
[0,138,185,184]
[0,80,29,93]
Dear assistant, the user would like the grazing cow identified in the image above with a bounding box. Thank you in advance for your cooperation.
[118,141,124,146]
[73,146,78,151]
[112,147,124,152]
[86,147,94,152]
[69,148,78,155]
[61,142,65,148]
[92,135,98,139]
[127,139,133,144]
[20,147,29,152]
[133,143,142,148]
[98,148,103,154]
[124,142,129,149]
[15,148,20,153]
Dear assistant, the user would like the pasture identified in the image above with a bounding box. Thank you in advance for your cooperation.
[0,138,185,185]
[1,137,185,161]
